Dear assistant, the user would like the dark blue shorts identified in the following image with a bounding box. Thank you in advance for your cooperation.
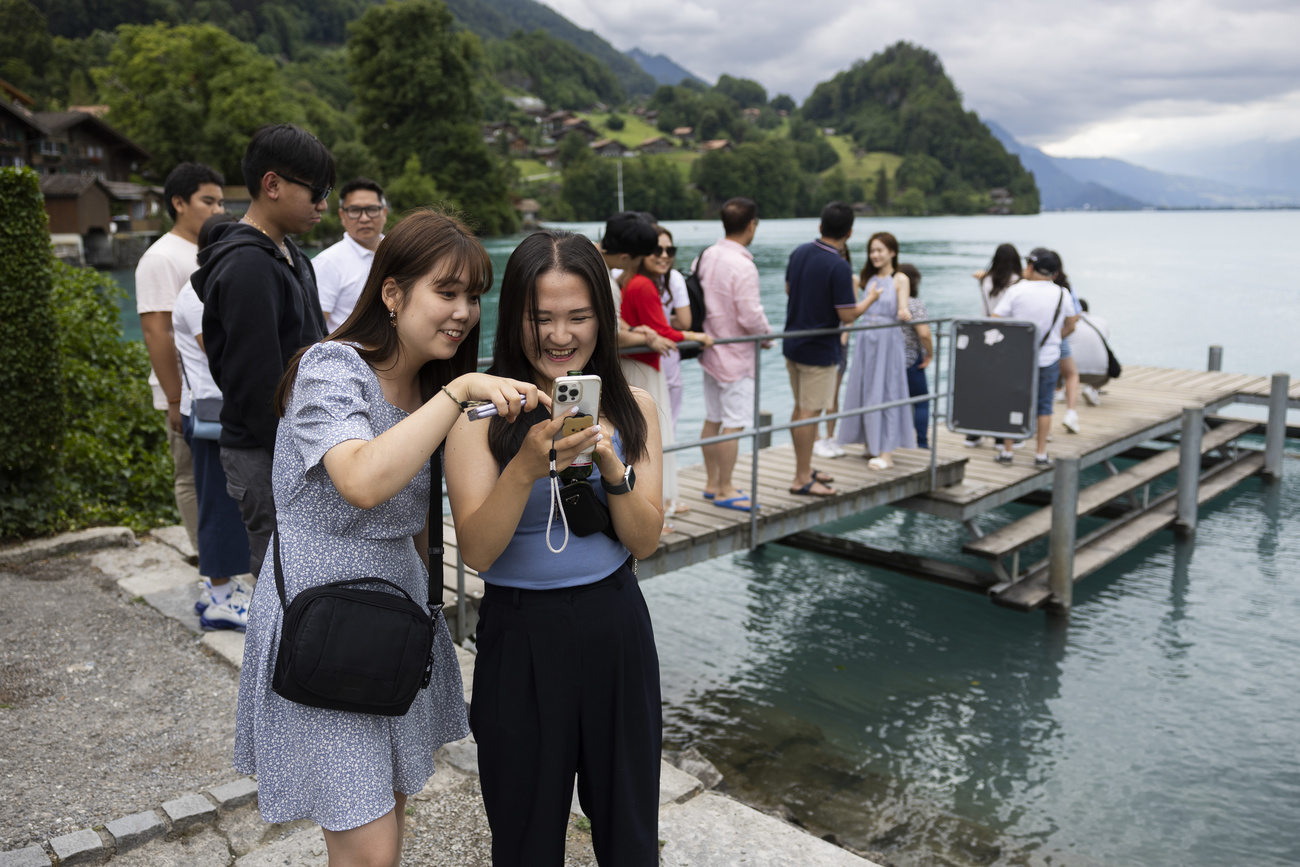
[1037,361,1060,417]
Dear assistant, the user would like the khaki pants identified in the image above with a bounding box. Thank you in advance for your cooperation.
[166,422,200,553]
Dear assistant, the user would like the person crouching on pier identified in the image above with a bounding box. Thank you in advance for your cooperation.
[447,230,665,867]
[991,248,1077,466]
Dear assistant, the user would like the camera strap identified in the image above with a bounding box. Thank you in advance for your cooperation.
[545,447,571,554]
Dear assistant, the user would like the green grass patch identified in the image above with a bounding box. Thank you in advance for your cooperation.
[823,136,902,182]
[662,149,701,181]
[579,112,666,148]
[513,158,557,180]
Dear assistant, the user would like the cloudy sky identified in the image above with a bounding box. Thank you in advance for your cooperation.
[539,0,1300,172]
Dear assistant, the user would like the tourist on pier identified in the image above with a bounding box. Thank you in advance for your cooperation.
[781,201,861,496]
[172,213,252,631]
[966,243,1021,447]
[991,247,1075,466]
[896,263,934,448]
[837,231,915,469]
[816,242,858,456]
[635,224,713,521]
[235,210,538,867]
[696,197,772,510]
[447,230,665,867]
[643,225,701,431]
[136,161,226,556]
[1071,298,1112,404]
[599,212,674,357]
[193,123,333,576]
[1051,263,1084,433]
[313,177,388,333]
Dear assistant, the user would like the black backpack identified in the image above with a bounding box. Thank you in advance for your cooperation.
[679,249,708,361]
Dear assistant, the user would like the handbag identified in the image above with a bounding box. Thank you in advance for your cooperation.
[1081,315,1123,379]
[270,447,445,716]
[678,250,708,361]
[190,397,223,441]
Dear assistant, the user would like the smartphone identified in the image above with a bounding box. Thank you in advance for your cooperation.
[552,373,601,458]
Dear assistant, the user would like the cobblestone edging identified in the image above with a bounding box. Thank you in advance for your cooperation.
[0,779,257,867]
[0,527,136,570]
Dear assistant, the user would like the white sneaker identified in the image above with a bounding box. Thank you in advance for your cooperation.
[1082,385,1101,406]
[200,592,250,632]
[813,437,846,458]
[194,577,252,614]
[1063,409,1080,434]
[963,435,983,447]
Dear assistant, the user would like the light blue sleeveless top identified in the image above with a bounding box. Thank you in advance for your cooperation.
[478,433,631,589]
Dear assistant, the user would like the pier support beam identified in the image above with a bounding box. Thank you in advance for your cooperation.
[1175,407,1204,536]
[1048,456,1080,611]
[1207,345,1222,372]
[1264,372,1290,481]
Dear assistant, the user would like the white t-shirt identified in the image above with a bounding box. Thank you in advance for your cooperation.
[135,232,199,409]
[979,273,1019,317]
[172,281,222,414]
[1071,312,1111,376]
[992,280,1072,367]
[663,269,689,320]
[313,233,380,333]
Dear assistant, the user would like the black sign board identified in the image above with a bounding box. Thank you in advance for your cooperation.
[947,318,1040,439]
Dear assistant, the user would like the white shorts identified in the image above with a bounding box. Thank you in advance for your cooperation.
[702,372,754,429]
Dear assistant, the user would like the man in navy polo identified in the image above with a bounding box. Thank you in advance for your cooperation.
[782,201,860,496]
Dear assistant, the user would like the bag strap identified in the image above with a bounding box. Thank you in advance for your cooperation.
[1081,314,1116,356]
[273,443,445,613]
[1039,289,1066,350]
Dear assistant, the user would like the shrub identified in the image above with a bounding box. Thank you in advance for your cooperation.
[606,114,625,131]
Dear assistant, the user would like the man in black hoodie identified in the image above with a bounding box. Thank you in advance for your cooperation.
[192,124,334,576]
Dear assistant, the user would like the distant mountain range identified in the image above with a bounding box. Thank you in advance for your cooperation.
[987,121,1300,210]
[625,48,708,88]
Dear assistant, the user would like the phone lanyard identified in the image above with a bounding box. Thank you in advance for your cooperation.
[545,447,570,554]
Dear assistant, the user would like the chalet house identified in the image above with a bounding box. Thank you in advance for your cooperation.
[742,108,762,121]
[31,110,150,182]
[644,110,659,123]
[508,135,531,156]
[552,118,599,143]
[673,126,694,144]
[1,92,42,170]
[482,121,520,144]
[590,138,627,158]
[698,139,733,154]
[514,197,541,228]
[104,180,165,233]
[533,146,560,168]
[41,174,114,265]
[638,136,672,155]
[541,110,577,138]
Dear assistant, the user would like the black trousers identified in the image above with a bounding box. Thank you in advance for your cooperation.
[471,561,662,867]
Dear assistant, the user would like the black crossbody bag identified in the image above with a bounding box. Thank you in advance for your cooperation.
[271,448,446,716]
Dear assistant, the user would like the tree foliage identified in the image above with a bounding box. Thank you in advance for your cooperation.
[802,41,1039,213]
[0,0,53,93]
[560,155,703,222]
[715,73,766,109]
[348,0,516,234]
[92,22,301,181]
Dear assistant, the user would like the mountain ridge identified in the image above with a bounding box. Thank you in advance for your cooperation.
[626,48,708,88]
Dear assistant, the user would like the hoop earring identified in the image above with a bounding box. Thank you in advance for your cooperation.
[389,308,396,327]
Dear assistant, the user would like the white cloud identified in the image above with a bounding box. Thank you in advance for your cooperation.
[536,0,1300,157]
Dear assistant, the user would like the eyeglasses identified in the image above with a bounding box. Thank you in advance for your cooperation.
[652,245,677,257]
[278,174,332,204]
[340,205,385,219]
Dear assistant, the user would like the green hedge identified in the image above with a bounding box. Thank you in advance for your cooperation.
[0,167,177,540]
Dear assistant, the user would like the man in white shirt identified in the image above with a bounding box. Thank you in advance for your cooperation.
[314,178,387,333]
[991,248,1077,466]
[136,162,225,552]
[1070,298,1112,405]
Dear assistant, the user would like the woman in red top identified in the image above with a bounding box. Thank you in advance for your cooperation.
[619,230,709,525]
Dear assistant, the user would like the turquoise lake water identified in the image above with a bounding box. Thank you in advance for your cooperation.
[113,210,1300,866]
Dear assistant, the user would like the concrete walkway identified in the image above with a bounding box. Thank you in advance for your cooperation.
[0,527,882,867]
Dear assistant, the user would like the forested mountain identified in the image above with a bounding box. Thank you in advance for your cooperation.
[802,42,1038,214]
[442,0,655,97]
[483,29,626,108]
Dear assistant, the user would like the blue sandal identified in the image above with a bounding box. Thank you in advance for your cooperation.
[712,494,752,512]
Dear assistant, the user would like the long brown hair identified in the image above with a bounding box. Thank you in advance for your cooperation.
[275,209,492,415]
[860,231,900,287]
[640,223,673,304]
[486,230,647,468]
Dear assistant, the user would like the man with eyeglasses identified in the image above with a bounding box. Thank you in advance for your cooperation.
[192,123,334,576]
[314,178,388,333]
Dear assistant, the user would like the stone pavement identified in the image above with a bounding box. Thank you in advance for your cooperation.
[0,527,883,867]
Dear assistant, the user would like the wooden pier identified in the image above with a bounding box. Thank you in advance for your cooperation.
[439,364,1295,630]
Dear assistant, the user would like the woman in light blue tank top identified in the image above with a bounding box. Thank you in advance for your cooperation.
[447,230,666,866]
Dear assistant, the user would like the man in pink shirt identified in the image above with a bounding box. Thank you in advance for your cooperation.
[697,197,771,511]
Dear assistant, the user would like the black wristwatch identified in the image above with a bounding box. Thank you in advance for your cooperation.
[600,464,635,495]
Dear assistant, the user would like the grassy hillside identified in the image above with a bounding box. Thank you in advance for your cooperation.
[823,136,903,182]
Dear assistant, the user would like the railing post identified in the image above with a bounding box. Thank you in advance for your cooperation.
[455,549,467,644]
[1175,407,1204,535]
[929,328,941,491]
[1207,345,1222,372]
[749,339,762,549]
[1048,456,1079,610]
[1264,372,1290,481]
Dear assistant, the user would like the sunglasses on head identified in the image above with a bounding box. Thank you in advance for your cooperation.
[278,173,332,204]
[652,245,677,257]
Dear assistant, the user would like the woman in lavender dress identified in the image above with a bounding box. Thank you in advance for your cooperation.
[837,231,916,468]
